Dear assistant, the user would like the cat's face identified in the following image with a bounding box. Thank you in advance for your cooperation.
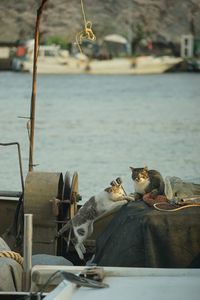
[130,166,149,183]
[104,185,125,199]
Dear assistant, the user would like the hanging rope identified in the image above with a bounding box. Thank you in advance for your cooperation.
[76,0,96,53]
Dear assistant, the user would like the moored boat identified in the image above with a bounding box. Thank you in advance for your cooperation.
[11,39,182,75]
[0,0,199,298]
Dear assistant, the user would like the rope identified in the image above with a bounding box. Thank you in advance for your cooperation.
[153,202,200,212]
[80,0,87,25]
[76,0,96,54]
[0,251,23,267]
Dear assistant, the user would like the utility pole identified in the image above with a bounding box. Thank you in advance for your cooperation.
[29,0,48,171]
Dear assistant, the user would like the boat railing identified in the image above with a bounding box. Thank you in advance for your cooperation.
[0,190,22,198]
[0,142,24,197]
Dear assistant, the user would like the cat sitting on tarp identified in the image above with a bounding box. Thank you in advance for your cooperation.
[130,166,165,200]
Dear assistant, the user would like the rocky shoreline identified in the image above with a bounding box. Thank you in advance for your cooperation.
[0,0,199,47]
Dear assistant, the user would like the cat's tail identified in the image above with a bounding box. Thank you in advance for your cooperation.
[56,220,71,238]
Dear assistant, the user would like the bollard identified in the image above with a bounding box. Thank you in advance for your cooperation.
[23,213,33,291]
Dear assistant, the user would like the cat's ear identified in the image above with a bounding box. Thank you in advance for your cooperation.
[130,166,134,172]
[104,187,112,193]
[144,165,148,171]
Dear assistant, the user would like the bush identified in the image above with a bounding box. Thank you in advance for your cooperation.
[45,36,69,49]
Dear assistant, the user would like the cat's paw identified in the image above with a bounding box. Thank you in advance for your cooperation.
[80,243,86,254]
[125,195,135,201]
[75,245,85,260]
[55,233,59,239]
[150,189,159,197]
[133,192,143,201]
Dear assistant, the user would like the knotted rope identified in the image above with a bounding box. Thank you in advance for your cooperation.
[76,0,96,53]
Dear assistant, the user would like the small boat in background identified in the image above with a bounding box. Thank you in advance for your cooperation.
[11,39,182,75]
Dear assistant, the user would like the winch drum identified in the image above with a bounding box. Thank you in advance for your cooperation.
[24,172,63,255]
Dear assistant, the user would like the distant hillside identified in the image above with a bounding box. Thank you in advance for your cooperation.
[0,0,199,47]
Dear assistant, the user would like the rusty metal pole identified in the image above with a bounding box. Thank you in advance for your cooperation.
[29,0,48,172]
[22,214,33,291]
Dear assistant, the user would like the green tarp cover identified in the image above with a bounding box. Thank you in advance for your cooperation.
[93,201,200,268]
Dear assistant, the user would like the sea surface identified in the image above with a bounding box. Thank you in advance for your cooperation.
[0,72,200,201]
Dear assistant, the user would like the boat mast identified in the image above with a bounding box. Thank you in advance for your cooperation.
[28,0,48,172]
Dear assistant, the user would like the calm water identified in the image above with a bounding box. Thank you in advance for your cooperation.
[0,72,200,201]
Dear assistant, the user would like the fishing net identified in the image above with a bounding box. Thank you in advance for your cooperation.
[164,176,200,203]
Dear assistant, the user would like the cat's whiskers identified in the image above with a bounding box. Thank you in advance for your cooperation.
[134,178,150,195]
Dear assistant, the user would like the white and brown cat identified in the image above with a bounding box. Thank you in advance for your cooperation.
[56,180,133,260]
[130,166,165,200]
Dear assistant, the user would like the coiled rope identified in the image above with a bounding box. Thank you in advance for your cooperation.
[76,0,96,53]
[153,202,200,212]
[0,251,23,266]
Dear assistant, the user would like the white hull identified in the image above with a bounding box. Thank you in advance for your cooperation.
[88,56,182,75]
[30,266,200,300]
[12,56,182,75]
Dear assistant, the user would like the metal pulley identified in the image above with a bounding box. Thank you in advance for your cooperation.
[24,170,81,255]
[56,171,81,257]
[69,171,79,218]
[58,171,81,220]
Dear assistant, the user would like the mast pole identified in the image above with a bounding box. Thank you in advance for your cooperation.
[28,0,48,172]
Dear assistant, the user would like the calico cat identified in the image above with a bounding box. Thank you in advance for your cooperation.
[130,166,164,200]
[56,181,133,260]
